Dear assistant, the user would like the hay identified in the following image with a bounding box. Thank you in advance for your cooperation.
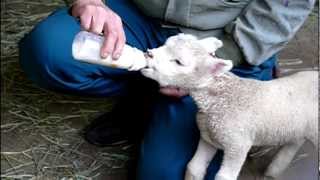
[1,0,131,179]
[1,0,318,179]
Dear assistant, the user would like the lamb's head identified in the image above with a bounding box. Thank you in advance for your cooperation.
[141,33,233,89]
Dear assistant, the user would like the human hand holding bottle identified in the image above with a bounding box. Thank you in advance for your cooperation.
[71,0,126,59]
[72,0,186,98]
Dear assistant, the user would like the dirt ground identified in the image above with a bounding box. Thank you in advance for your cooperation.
[1,1,319,180]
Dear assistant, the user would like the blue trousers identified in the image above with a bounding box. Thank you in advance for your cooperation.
[19,0,276,179]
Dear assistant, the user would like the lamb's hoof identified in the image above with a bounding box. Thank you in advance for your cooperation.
[264,169,279,180]
[184,169,205,180]
[262,176,276,180]
[215,174,233,180]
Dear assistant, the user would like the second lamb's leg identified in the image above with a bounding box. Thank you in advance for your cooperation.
[215,141,252,180]
[185,138,217,180]
[264,140,305,179]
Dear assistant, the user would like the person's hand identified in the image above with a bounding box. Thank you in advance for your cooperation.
[160,87,188,98]
[71,0,126,59]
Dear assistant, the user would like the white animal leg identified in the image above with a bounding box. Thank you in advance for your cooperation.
[215,142,252,180]
[264,140,305,179]
[185,138,217,180]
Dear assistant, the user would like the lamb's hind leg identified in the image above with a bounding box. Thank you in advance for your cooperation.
[185,138,217,180]
[264,140,305,179]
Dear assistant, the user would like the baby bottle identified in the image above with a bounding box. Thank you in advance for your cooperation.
[72,31,147,71]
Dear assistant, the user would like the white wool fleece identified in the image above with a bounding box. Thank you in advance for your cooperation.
[141,33,318,180]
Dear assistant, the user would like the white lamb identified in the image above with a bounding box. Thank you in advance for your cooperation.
[141,34,318,180]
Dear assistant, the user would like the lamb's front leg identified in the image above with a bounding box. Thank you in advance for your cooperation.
[185,139,217,180]
[215,141,252,180]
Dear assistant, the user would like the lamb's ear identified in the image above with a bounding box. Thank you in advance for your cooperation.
[198,37,223,54]
[210,59,233,75]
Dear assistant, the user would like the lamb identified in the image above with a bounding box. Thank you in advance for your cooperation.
[141,34,318,180]
[72,31,318,180]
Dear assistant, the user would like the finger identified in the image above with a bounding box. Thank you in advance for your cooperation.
[80,13,92,30]
[101,23,117,58]
[177,89,189,96]
[90,15,104,34]
[112,21,126,59]
[160,87,188,97]
[159,88,180,97]
[160,88,180,97]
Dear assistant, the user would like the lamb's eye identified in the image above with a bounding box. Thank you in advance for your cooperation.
[172,59,184,66]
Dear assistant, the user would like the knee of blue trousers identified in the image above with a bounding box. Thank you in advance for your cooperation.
[19,8,133,97]
[231,55,277,81]
[137,96,220,179]
[137,96,224,180]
